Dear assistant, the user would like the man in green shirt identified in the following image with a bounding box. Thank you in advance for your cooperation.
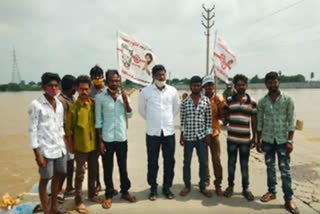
[257,72,299,214]
[65,75,100,214]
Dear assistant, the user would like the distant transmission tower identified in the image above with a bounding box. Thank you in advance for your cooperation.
[11,47,22,84]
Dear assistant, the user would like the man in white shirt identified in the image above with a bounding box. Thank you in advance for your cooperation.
[28,72,67,214]
[138,65,179,201]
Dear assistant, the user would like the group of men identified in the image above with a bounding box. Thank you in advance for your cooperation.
[28,64,299,214]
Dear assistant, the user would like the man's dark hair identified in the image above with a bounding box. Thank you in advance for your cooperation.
[75,75,91,87]
[265,71,279,83]
[61,75,76,90]
[105,69,120,81]
[152,64,166,76]
[145,53,153,64]
[190,75,202,85]
[89,65,103,78]
[41,72,61,85]
[232,74,248,85]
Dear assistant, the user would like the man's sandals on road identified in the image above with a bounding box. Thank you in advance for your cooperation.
[75,203,88,214]
[102,194,136,209]
[200,188,212,198]
[260,192,276,202]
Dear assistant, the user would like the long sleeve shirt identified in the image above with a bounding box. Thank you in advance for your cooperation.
[180,95,212,141]
[257,92,295,144]
[138,83,179,136]
[28,95,66,159]
[65,99,96,153]
[95,91,132,143]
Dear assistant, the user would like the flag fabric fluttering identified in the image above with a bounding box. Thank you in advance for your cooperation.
[117,31,156,86]
[213,35,236,83]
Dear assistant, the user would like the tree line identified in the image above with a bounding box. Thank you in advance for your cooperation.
[0,72,313,92]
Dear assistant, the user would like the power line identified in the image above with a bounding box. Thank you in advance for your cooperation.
[251,0,306,25]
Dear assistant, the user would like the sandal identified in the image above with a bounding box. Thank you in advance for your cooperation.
[149,191,157,201]
[121,194,137,203]
[200,188,212,198]
[88,196,102,203]
[75,203,88,214]
[223,186,234,198]
[32,204,43,213]
[101,198,112,209]
[285,201,300,214]
[242,189,254,201]
[179,187,190,196]
[162,189,174,199]
[57,193,65,204]
[260,192,276,202]
[51,208,69,214]
[215,187,223,197]
[64,187,75,195]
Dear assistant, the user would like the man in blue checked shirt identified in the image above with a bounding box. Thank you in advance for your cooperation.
[179,75,212,198]
[95,69,136,209]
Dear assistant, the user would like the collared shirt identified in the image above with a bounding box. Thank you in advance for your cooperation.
[89,85,104,99]
[28,94,66,159]
[65,99,96,153]
[95,91,132,142]
[57,92,75,123]
[224,93,257,144]
[138,83,179,136]
[257,92,295,144]
[208,94,225,137]
[180,95,212,141]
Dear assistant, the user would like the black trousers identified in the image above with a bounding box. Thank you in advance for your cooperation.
[102,141,131,198]
[146,132,175,192]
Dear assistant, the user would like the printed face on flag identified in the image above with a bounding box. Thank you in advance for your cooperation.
[117,31,156,86]
[213,35,236,83]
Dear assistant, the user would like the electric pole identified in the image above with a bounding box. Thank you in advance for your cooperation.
[201,4,215,75]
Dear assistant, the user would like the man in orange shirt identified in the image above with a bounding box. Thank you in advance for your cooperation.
[202,75,225,196]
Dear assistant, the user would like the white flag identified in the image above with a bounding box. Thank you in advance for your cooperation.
[117,31,155,86]
[213,35,236,83]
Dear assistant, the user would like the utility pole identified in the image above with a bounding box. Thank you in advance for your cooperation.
[201,4,215,75]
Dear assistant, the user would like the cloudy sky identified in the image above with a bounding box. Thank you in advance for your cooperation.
[0,0,319,84]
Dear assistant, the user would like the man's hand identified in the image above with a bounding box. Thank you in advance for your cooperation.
[284,143,293,155]
[182,93,188,100]
[249,138,256,149]
[121,88,128,102]
[179,138,184,146]
[99,141,105,155]
[204,135,211,146]
[256,143,263,153]
[36,156,46,168]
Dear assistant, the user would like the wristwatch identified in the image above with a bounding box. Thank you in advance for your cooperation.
[287,140,294,144]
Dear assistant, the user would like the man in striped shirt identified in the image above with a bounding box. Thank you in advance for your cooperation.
[223,74,257,201]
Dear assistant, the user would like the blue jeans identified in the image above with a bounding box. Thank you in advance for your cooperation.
[146,133,175,192]
[227,141,250,189]
[262,141,293,201]
[183,139,208,190]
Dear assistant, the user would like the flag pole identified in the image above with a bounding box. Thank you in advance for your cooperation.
[213,30,218,94]
[117,31,128,129]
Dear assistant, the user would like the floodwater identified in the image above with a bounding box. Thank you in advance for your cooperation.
[0,89,319,197]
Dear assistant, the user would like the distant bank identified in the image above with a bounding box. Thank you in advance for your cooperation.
[173,81,320,90]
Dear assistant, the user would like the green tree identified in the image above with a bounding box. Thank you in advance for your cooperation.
[310,72,314,81]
